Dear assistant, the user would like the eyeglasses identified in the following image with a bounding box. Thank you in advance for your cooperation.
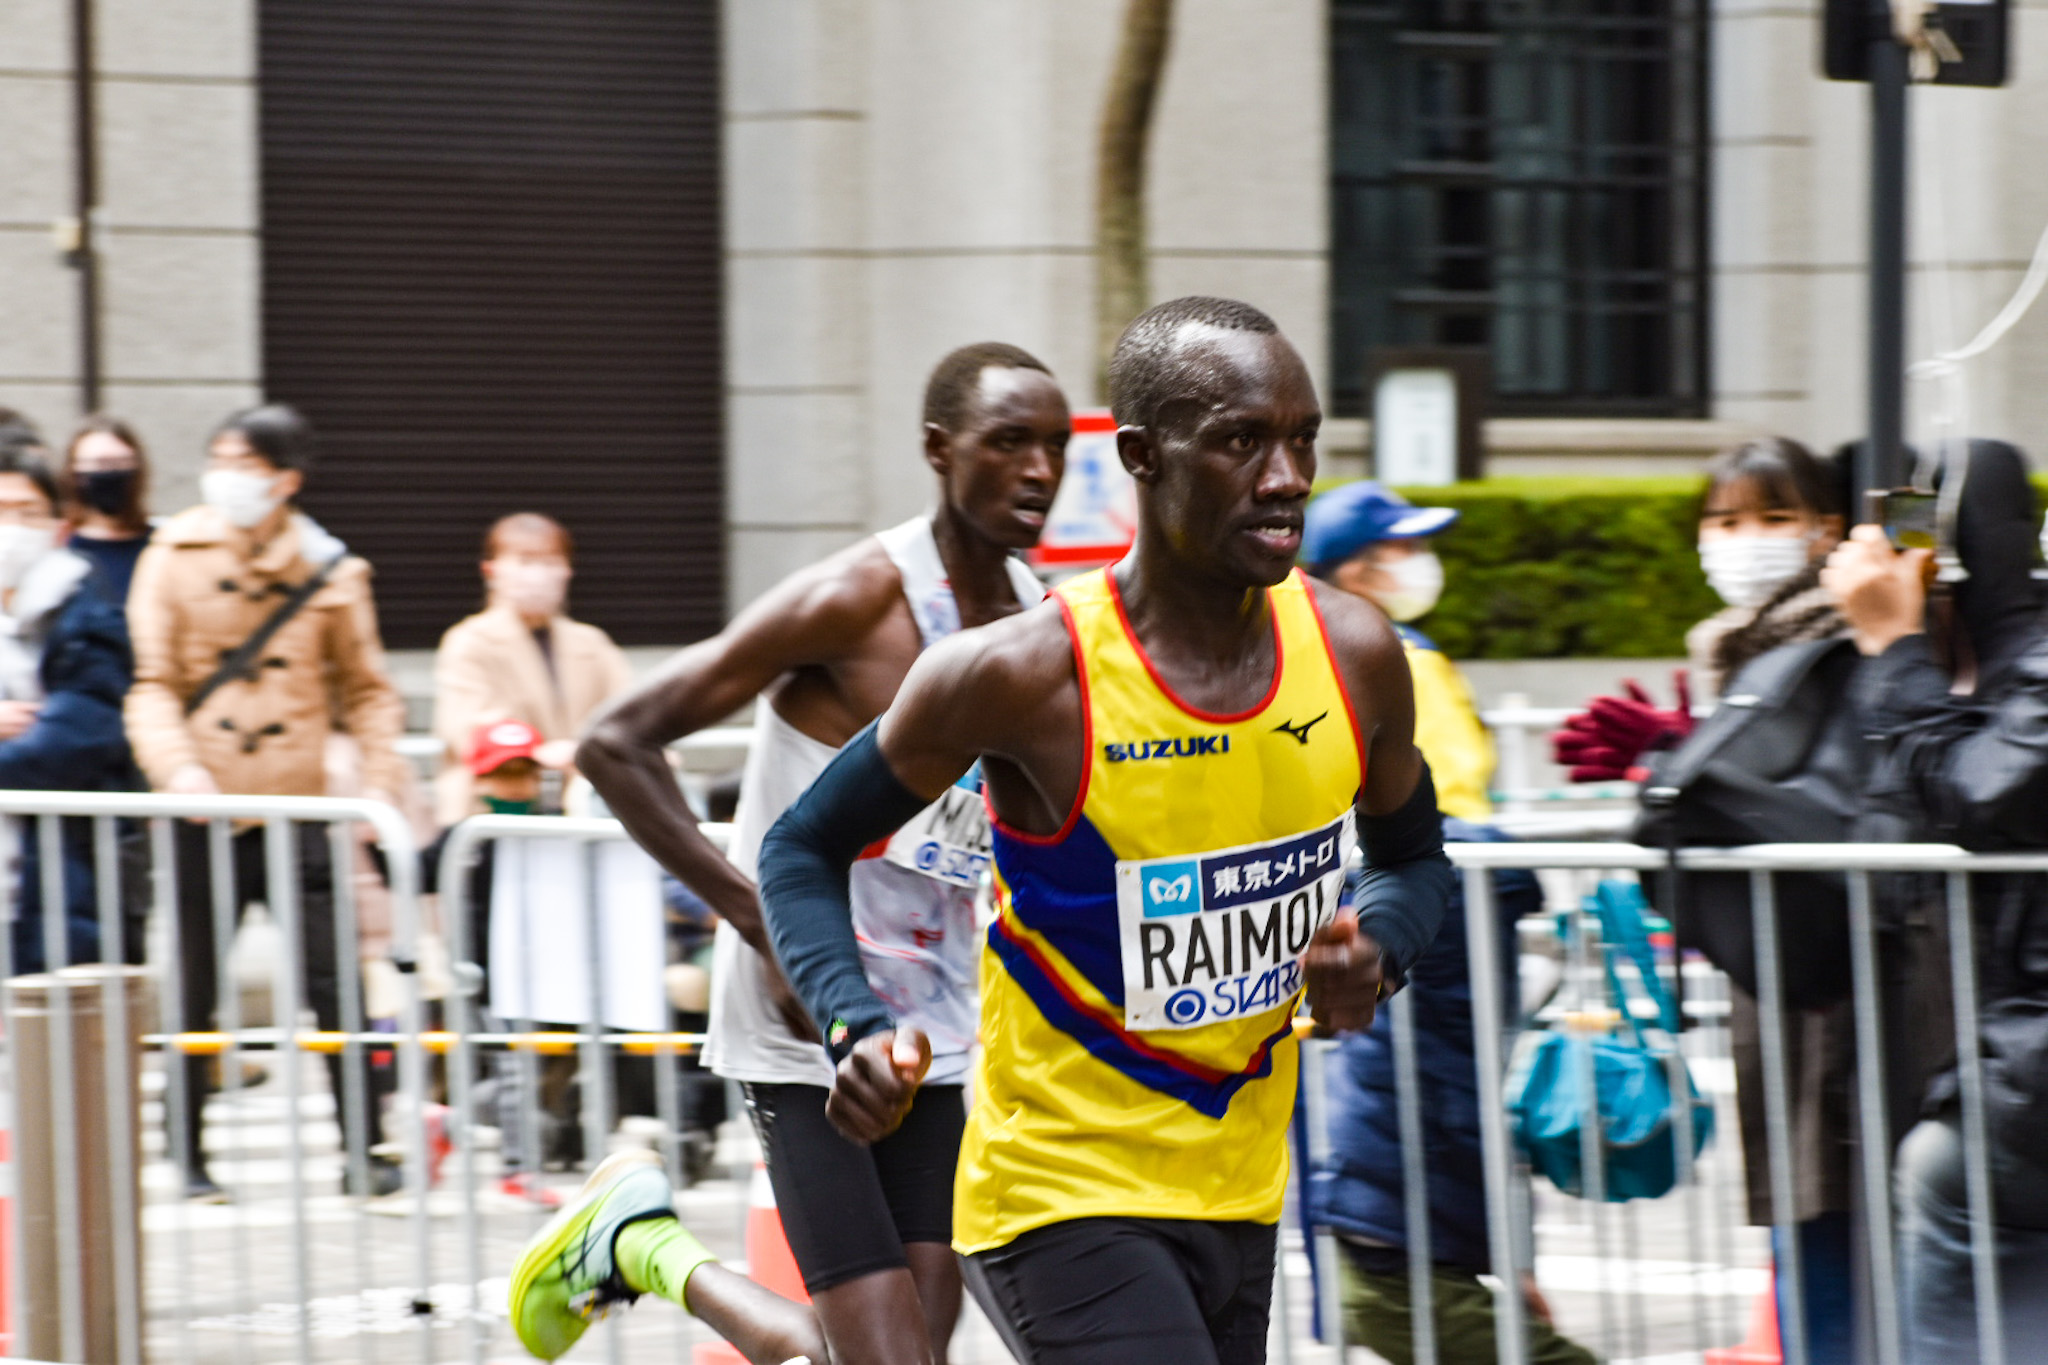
[0,500,56,528]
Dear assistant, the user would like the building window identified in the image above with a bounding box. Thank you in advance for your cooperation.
[1330,0,1708,418]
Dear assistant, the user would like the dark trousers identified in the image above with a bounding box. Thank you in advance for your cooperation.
[171,822,383,1175]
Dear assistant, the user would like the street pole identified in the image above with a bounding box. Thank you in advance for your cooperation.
[1864,6,1910,499]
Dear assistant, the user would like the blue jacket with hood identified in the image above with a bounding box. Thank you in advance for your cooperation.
[1307,819,1542,1273]
[5,552,141,973]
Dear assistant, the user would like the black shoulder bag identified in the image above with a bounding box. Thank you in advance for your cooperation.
[1632,637,1873,1009]
[182,551,347,717]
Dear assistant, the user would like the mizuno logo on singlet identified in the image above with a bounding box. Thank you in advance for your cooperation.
[1103,734,1231,763]
[1271,712,1328,746]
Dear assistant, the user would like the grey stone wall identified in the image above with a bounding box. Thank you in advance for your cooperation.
[720,0,1330,612]
[1711,0,2048,461]
[0,0,262,509]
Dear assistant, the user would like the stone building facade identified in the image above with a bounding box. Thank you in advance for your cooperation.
[3,0,2044,633]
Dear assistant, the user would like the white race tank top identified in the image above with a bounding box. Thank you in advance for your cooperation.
[703,516,1044,1086]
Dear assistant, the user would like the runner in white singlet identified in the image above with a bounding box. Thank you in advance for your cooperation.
[507,343,1069,1365]
[707,515,1044,1089]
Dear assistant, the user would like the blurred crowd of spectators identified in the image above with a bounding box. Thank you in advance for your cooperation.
[0,401,652,1201]
[3,397,2046,1358]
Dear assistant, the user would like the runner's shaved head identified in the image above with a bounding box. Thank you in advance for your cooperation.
[1107,296,1280,434]
[923,341,1053,433]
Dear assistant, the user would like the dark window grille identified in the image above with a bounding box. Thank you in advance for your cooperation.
[1330,0,1709,417]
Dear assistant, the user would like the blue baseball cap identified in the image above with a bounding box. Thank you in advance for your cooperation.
[1300,482,1459,571]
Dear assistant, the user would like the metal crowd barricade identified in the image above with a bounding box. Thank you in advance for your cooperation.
[1295,839,2047,1365]
[0,791,429,1365]
[433,814,726,1365]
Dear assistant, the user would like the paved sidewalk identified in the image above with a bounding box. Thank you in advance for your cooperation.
[130,1045,1770,1365]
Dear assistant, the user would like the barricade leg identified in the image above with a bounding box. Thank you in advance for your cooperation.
[91,817,142,1365]
[1847,869,1904,1365]
[1462,866,1529,1365]
[265,818,315,1365]
[1943,872,2005,1365]
[36,814,85,1362]
[1298,1037,1344,1358]
[1390,988,1437,1365]
[1749,870,1809,1365]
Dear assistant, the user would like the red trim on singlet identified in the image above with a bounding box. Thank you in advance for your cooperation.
[984,589,1092,847]
[1300,577,1371,787]
[1103,569,1285,725]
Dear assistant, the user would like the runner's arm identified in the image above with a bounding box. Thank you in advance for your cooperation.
[1301,584,1454,1030]
[755,630,996,1051]
[1346,602,1453,980]
[579,559,895,963]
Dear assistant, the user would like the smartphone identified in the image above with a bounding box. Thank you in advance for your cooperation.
[1866,488,1939,551]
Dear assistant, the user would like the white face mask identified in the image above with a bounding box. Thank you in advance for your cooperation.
[0,524,55,592]
[200,468,285,529]
[1698,535,1812,610]
[1376,550,1445,622]
[491,559,571,618]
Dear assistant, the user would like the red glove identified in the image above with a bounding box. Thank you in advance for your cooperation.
[1549,673,1694,783]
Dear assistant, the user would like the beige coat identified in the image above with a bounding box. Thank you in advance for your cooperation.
[431,605,633,825]
[125,505,408,798]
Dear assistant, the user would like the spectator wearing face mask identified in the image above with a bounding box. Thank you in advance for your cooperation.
[1553,437,1848,782]
[125,401,407,1201]
[60,415,153,606]
[1563,438,1863,1364]
[1302,481,1493,820]
[1300,485,1594,1365]
[431,513,632,827]
[0,446,141,973]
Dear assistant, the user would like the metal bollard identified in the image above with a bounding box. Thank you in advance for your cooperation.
[6,966,150,1365]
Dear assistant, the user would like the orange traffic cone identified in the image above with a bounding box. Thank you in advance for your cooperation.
[692,1163,810,1364]
[1705,1278,1782,1365]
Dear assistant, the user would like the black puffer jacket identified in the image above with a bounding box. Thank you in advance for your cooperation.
[1852,440,2048,1145]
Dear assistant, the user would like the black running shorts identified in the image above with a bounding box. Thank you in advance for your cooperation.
[963,1216,1279,1365]
[741,1081,964,1294]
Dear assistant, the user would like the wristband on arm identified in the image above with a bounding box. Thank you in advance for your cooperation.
[756,722,933,1060]
[1352,759,1455,987]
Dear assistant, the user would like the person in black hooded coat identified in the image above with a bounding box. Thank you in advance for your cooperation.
[1824,439,2048,1364]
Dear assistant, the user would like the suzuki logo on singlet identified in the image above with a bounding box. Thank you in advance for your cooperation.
[1103,734,1230,763]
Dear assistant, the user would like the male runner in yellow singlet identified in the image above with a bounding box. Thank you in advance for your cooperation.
[758,296,1454,1364]
[504,343,1068,1365]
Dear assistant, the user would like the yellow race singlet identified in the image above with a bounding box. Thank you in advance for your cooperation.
[955,566,1365,1253]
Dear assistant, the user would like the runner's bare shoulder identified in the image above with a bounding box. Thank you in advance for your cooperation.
[1303,573,1407,681]
[725,533,908,663]
[884,597,1077,754]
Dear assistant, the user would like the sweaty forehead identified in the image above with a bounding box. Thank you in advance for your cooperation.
[1158,326,1314,431]
[962,365,1062,428]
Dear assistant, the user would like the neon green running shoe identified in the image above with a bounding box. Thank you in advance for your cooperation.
[508,1149,674,1359]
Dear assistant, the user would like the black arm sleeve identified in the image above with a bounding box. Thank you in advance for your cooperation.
[1353,760,1455,984]
[757,722,935,1056]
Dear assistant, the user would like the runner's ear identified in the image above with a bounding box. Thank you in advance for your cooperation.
[1117,424,1160,484]
[923,421,953,478]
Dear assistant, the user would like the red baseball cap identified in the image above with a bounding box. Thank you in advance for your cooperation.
[469,719,543,776]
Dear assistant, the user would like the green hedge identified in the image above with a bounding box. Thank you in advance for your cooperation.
[1312,476,1722,659]
[1315,474,2048,660]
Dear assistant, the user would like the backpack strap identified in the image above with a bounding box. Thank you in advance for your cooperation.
[182,550,346,717]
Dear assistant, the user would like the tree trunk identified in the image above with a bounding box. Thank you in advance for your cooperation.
[1095,0,1176,398]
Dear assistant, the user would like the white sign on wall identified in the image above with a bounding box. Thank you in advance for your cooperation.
[1374,369,1460,487]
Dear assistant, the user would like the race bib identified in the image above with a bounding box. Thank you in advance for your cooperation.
[1114,813,1353,1032]
[881,776,993,890]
